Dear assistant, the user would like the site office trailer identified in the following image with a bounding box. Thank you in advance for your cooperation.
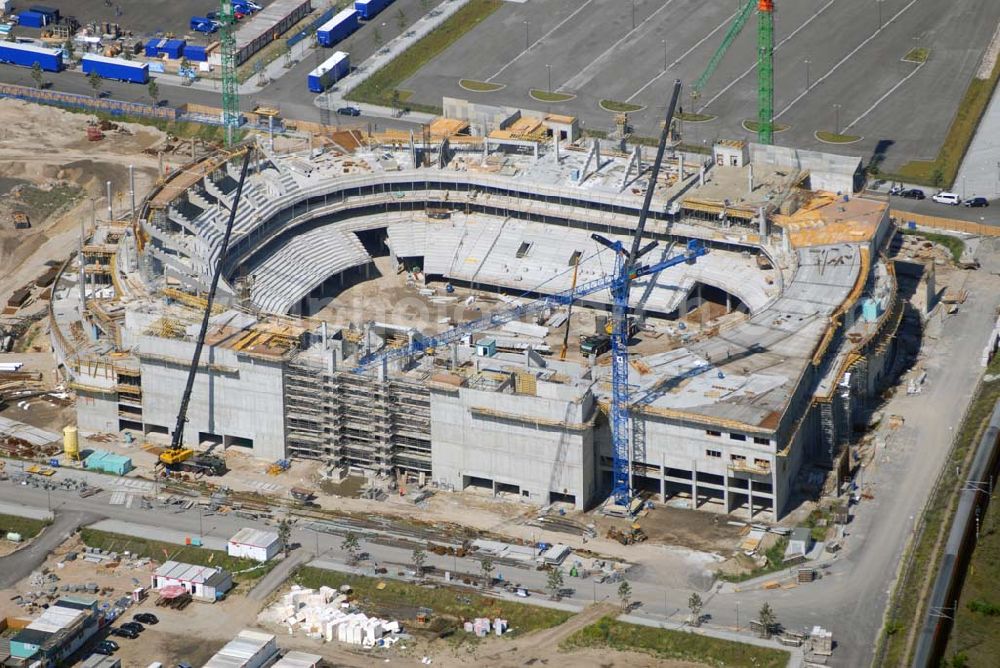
[0,41,62,71]
[355,0,392,21]
[82,54,149,84]
[307,51,350,93]
[317,7,359,47]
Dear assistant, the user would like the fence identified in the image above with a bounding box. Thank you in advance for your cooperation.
[890,209,1000,237]
[0,83,178,121]
[286,5,338,48]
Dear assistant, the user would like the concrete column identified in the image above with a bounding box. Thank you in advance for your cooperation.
[723,475,730,513]
[748,480,754,520]
[747,164,754,193]
[690,460,698,510]
[106,180,113,221]
[660,452,666,502]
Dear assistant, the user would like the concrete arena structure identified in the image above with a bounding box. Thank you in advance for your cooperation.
[57,131,901,520]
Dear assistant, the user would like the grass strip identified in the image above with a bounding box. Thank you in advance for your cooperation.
[529,89,575,103]
[294,566,572,636]
[884,56,1000,188]
[675,111,716,122]
[878,356,1000,666]
[560,616,789,668]
[460,79,504,92]
[899,229,965,263]
[347,0,504,115]
[600,99,644,113]
[0,513,51,539]
[79,528,272,585]
[816,130,862,144]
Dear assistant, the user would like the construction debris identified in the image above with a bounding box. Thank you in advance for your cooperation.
[259,585,403,648]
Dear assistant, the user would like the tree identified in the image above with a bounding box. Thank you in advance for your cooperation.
[341,531,360,564]
[618,580,632,611]
[179,57,191,74]
[372,26,383,48]
[479,557,494,589]
[396,8,407,31]
[411,547,426,578]
[64,39,75,60]
[688,592,703,626]
[546,568,564,600]
[757,602,776,638]
[30,62,43,89]
[87,71,102,98]
[277,518,292,556]
[147,80,159,106]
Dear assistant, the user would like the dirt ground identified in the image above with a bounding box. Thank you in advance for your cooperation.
[0,99,170,309]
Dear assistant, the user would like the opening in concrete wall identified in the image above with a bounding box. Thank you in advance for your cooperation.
[463,475,493,491]
[549,491,576,505]
[225,435,254,449]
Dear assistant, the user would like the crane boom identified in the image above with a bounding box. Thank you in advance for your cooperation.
[692,1,756,96]
[165,148,253,462]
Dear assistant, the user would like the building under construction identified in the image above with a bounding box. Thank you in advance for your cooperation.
[53,113,900,520]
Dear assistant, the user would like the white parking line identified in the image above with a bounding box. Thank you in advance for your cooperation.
[626,7,740,103]
[843,61,926,132]
[485,0,598,83]
[557,0,678,92]
[697,0,839,113]
[774,0,922,120]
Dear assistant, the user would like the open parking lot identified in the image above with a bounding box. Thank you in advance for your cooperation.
[12,0,277,42]
[401,0,1000,171]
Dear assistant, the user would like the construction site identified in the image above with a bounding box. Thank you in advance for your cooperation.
[42,78,906,523]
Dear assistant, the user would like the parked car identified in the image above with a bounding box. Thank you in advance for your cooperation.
[121,621,144,633]
[932,191,961,205]
[110,627,139,639]
[133,612,159,625]
[337,106,361,116]
[94,640,119,655]
[898,188,925,200]
[963,196,989,208]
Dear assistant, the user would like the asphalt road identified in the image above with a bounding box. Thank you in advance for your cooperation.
[401,0,1000,172]
[0,508,100,588]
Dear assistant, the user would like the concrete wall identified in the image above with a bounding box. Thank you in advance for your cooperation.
[138,336,286,460]
[430,382,596,508]
[750,143,863,194]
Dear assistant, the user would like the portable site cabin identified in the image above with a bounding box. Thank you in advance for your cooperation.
[152,560,232,601]
[227,527,282,563]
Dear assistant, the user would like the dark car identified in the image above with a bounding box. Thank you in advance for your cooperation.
[337,106,361,117]
[898,188,925,200]
[121,621,144,633]
[133,612,159,625]
[110,627,139,639]
[94,640,119,655]
[963,197,989,208]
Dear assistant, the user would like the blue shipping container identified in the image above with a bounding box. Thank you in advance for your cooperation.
[355,0,391,21]
[162,39,186,59]
[82,54,149,84]
[144,39,165,58]
[308,51,350,93]
[0,41,62,71]
[17,11,48,29]
[183,44,209,62]
[29,5,59,21]
[317,7,359,47]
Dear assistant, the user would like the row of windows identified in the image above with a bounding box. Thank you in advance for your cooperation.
[705,449,770,469]
[706,429,770,445]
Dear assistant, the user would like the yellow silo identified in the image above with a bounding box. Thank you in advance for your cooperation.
[63,425,79,461]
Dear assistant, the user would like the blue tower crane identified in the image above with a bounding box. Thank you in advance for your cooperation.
[354,80,705,509]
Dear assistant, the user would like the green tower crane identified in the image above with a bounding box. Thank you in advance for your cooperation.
[692,0,775,145]
[219,0,240,145]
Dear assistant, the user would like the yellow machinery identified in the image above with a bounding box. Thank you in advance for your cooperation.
[159,448,194,466]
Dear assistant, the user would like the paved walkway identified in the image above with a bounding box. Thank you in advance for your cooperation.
[955,75,1000,199]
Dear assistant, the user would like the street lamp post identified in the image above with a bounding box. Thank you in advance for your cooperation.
[546,64,551,93]
[804,59,811,90]
[523,20,529,51]
[198,505,203,540]
[663,39,668,72]
[632,0,636,30]
[876,0,883,30]
[736,600,741,632]
[834,104,842,135]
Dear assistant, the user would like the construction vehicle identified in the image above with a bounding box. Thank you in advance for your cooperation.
[157,148,252,472]
[606,523,647,545]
